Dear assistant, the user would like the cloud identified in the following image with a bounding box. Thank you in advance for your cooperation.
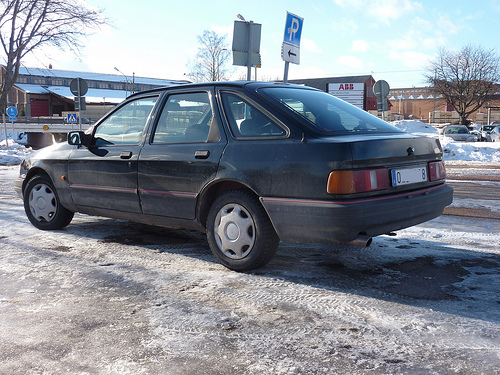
[332,17,358,34]
[336,55,364,70]
[351,40,369,52]
[389,50,431,69]
[334,0,423,22]
[301,38,318,53]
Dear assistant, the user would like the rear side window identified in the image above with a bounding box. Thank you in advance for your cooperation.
[260,87,403,135]
[221,93,286,139]
[152,92,213,144]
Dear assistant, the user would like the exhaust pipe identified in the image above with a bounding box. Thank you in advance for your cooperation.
[347,234,372,247]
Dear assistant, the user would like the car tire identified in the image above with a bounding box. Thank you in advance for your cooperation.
[24,175,74,230]
[206,190,279,271]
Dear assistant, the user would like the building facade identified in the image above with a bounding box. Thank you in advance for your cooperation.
[388,86,500,124]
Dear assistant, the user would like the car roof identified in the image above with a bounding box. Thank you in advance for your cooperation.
[126,81,318,99]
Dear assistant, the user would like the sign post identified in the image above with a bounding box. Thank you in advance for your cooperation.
[282,12,304,83]
[232,19,262,80]
[373,80,390,121]
[70,78,88,130]
[5,106,18,150]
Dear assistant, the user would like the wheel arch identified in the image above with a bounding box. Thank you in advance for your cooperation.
[23,167,52,195]
[197,180,261,228]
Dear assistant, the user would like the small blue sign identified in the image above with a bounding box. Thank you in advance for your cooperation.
[9,117,17,122]
[6,106,18,117]
[283,12,304,47]
[67,113,77,123]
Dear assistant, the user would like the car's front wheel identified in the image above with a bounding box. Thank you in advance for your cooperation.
[206,190,279,271]
[24,175,74,230]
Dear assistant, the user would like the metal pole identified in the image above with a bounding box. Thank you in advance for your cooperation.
[247,21,253,81]
[283,61,290,84]
[77,78,82,131]
[2,112,8,150]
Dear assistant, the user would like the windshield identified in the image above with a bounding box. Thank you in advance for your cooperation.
[260,86,403,135]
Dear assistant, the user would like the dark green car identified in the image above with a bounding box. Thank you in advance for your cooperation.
[15,82,453,271]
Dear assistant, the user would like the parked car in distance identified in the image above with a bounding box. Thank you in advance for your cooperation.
[489,126,500,142]
[443,125,478,142]
[480,124,497,142]
[14,82,453,271]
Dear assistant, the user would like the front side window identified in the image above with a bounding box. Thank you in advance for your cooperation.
[260,87,403,135]
[94,96,158,145]
[221,93,286,138]
[152,92,213,144]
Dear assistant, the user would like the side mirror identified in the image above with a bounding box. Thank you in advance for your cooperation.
[68,131,91,147]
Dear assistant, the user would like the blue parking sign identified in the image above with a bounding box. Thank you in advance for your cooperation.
[283,12,303,47]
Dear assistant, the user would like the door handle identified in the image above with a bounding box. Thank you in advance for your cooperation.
[195,150,210,159]
[120,151,133,159]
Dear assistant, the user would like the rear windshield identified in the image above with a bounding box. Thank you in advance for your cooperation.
[260,86,403,135]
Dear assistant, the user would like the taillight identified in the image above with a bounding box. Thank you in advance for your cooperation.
[428,161,446,181]
[327,168,388,194]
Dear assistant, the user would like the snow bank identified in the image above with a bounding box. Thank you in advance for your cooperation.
[0,139,32,165]
[391,120,500,163]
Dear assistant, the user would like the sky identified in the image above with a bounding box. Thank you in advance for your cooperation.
[15,0,500,89]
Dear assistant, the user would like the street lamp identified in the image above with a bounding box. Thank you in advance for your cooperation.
[114,67,130,97]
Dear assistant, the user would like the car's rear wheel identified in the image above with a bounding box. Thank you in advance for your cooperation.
[206,190,279,271]
[24,175,74,230]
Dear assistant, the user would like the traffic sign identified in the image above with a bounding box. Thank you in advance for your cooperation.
[374,80,390,98]
[67,113,78,123]
[70,78,88,96]
[74,96,86,111]
[281,44,300,65]
[283,12,303,47]
[6,106,18,117]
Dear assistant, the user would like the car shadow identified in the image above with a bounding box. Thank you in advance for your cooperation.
[61,215,500,324]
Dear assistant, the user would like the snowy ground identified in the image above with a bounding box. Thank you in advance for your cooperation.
[0,163,499,374]
[1,122,499,373]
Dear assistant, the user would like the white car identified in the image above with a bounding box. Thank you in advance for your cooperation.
[443,125,478,142]
[489,126,500,142]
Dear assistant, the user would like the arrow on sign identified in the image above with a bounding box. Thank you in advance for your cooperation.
[288,50,297,57]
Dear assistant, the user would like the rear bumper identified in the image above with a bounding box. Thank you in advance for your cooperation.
[261,184,453,244]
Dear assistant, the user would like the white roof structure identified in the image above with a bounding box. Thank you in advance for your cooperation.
[13,66,188,104]
[18,66,186,87]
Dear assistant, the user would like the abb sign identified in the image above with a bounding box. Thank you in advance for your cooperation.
[329,83,364,92]
[338,83,356,90]
[328,82,365,109]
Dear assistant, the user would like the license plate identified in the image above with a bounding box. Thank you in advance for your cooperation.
[391,166,427,187]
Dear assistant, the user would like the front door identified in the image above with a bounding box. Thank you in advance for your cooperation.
[68,95,159,213]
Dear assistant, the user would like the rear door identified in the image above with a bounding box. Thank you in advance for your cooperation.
[138,87,226,219]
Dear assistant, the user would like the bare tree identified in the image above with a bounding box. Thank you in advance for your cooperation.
[187,30,231,82]
[425,45,500,125]
[0,0,106,113]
